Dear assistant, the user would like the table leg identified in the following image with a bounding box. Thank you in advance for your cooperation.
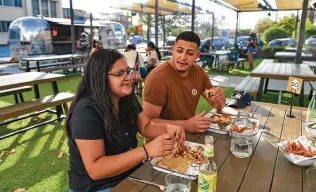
[264,78,270,94]
[299,81,304,107]
[216,56,220,72]
[33,84,40,99]
[257,78,265,101]
[36,61,40,72]
[26,61,30,72]
[52,81,63,119]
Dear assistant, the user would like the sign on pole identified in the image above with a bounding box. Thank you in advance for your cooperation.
[287,77,303,95]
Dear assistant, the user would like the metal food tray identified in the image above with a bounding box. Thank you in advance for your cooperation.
[150,141,204,180]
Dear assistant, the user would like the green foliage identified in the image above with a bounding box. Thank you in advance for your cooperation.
[274,14,297,36]
[271,46,286,52]
[262,45,270,52]
[127,26,137,35]
[292,18,314,39]
[305,26,316,38]
[263,27,288,44]
[238,29,252,36]
[255,19,275,35]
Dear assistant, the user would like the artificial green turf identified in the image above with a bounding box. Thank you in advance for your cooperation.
[0,69,311,192]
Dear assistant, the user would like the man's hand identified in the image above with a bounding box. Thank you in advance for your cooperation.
[185,110,211,133]
[210,87,225,112]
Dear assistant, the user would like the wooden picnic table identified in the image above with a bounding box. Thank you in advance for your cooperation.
[250,60,316,106]
[0,72,65,98]
[200,50,230,71]
[112,102,315,192]
[274,52,313,62]
[21,54,87,72]
[0,72,70,139]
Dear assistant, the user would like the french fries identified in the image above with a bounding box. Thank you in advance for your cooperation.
[284,141,316,158]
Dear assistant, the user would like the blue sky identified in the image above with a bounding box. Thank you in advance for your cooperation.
[61,0,297,30]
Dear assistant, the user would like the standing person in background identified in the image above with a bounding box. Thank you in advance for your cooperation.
[146,41,161,74]
[89,41,103,57]
[199,40,215,69]
[247,32,257,70]
[77,32,90,54]
[124,44,144,94]
[130,33,138,46]
[123,44,144,69]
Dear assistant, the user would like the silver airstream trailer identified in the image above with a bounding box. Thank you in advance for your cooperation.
[8,16,124,70]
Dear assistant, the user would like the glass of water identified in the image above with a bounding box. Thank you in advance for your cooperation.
[306,168,316,192]
[230,132,254,158]
[165,174,191,192]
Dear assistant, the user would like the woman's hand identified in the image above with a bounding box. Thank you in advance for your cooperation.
[165,124,185,146]
[145,134,174,158]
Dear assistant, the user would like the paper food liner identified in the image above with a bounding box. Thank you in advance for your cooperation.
[227,118,261,136]
[277,136,316,164]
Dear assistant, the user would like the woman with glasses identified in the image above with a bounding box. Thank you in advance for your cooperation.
[66,49,185,192]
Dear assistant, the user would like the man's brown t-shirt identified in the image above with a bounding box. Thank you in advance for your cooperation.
[143,61,213,120]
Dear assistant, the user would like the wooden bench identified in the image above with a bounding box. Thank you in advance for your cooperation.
[41,63,86,73]
[234,76,260,99]
[221,58,246,71]
[309,81,316,100]
[23,61,72,71]
[0,92,74,121]
[0,86,32,104]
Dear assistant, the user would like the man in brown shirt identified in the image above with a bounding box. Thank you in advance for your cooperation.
[143,31,225,133]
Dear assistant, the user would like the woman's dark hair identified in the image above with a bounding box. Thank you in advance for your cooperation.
[176,31,200,47]
[65,49,140,145]
[147,41,162,60]
[126,44,136,52]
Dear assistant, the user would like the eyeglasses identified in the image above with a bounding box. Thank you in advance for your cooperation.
[107,67,134,80]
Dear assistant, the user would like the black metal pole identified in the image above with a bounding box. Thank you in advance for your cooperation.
[191,0,195,32]
[163,15,166,46]
[294,10,299,40]
[235,11,239,44]
[90,12,93,48]
[211,13,214,49]
[69,0,76,54]
[296,0,309,64]
[155,0,158,47]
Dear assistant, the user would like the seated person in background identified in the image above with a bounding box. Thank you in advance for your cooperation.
[77,32,90,53]
[89,41,103,57]
[143,31,225,136]
[199,40,215,69]
[146,41,161,74]
[66,49,185,192]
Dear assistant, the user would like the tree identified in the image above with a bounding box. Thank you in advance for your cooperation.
[238,29,251,36]
[275,14,297,36]
[138,13,190,42]
[263,27,288,44]
[127,26,137,35]
[255,19,275,35]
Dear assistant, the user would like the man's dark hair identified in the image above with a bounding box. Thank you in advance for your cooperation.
[176,31,201,47]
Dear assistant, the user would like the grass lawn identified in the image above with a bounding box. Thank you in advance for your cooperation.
[204,58,263,77]
[0,72,310,192]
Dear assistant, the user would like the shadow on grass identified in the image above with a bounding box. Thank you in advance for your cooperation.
[0,120,68,192]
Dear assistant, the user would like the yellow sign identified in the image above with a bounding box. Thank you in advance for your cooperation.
[287,77,303,94]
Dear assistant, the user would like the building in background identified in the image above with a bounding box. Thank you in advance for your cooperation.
[0,0,63,45]
[63,8,88,22]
